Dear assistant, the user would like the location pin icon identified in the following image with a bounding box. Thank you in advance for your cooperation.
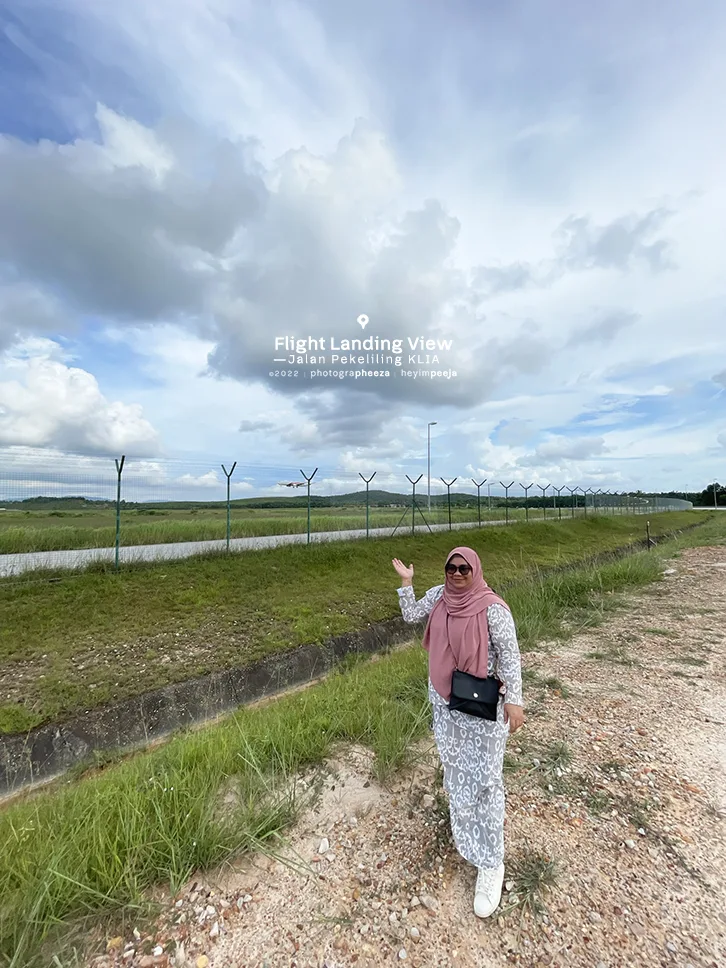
[357,314,369,330]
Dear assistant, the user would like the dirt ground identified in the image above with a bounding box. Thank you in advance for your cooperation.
[89,545,726,968]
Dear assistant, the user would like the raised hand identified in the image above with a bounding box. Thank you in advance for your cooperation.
[391,558,414,582]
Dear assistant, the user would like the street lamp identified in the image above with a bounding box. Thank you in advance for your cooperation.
[427,422,437,512]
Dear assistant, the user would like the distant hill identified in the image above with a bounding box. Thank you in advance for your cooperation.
[238,489,447,508]
[4,489,486,511]
[5,496,115,510]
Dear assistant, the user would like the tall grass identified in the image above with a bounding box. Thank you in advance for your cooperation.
[0,508,525,554]
[0,649,430,968]
[508,551,665,648]
[0,543,679,968]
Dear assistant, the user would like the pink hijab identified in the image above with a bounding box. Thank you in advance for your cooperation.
[421,546,510,701]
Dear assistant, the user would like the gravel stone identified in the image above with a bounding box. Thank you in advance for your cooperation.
[420,895,439,912]
[77,547,726,968]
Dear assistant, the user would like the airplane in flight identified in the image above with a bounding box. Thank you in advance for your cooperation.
[277,481,306,488]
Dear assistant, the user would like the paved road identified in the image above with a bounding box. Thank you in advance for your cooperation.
[0,518,514,577]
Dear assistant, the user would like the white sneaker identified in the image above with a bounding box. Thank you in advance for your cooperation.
[474,862,505,918]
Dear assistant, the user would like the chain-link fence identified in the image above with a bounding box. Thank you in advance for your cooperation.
[0,450,693,576]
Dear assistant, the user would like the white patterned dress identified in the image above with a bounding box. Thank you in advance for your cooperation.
[398,584,523,869]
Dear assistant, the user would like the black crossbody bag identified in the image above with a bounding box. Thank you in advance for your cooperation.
[448,669,502,720]
[446,611,502,721]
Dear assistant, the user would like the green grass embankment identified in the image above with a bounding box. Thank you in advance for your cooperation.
[0,512,706,734]
[0,505,525,554]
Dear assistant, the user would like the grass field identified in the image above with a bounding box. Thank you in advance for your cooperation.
[1,503,613,554]
[0,511,706,735]
[1,514,724,968]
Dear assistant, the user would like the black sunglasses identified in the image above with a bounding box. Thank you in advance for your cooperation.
[445,563,471,575]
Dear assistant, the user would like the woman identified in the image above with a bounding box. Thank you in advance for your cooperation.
[392,546,524,918]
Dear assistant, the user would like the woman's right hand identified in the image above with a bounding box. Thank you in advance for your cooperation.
[392,558,414,582]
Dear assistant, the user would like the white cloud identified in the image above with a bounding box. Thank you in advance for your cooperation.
[239,419,276,433]
[0,283,72,352]
[0,340,160,455]
[175,471,222,489]
[338,451,397,476]
[535,435,609,461]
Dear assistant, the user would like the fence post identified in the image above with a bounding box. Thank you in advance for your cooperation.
[221,462,237,551]
[299,468,318,544]
[521,482,533,522]
[440,477,457,530]
[500,481,514,524]
[407,474,423,534]
[584,488,593,516]
[114,455,125,572]
[472,478,486,528]
[538,484,549,520]
[359,472,376,538]
[567,487,576,518]
[555,486,564,520]
[646,519,651,549]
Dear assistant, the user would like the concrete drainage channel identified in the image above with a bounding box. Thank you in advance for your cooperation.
[0,520,708,803]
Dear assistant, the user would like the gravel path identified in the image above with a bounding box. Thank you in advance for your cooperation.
[86,545,726,968]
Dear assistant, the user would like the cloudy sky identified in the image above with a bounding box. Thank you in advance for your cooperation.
[0,0,724,501]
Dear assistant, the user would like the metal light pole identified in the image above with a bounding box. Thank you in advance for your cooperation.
[714,480,719,510]
[427,421,437,512]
